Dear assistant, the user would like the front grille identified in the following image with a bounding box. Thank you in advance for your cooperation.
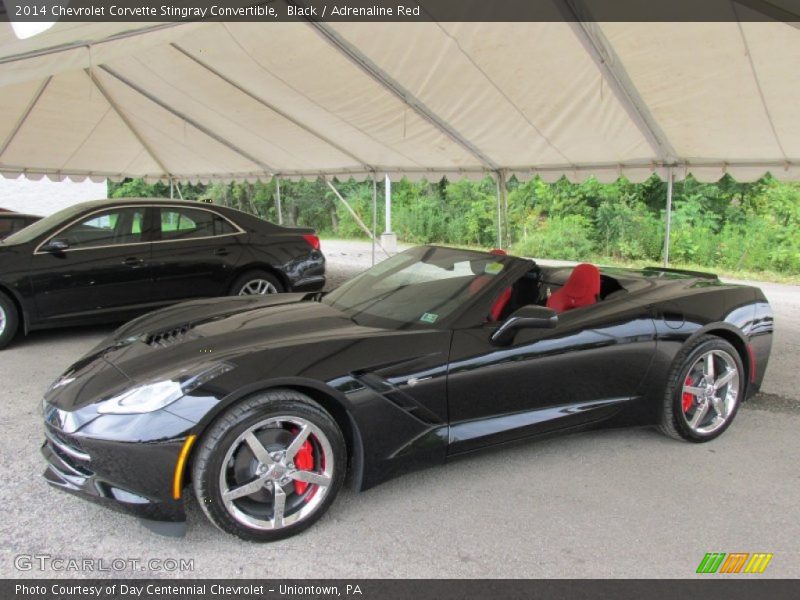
[144,325,194,348]
[44,427,92,475]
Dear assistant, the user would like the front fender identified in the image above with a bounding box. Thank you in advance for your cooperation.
[173,374,447,493]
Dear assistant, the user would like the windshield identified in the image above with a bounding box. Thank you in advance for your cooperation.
[2,202,94,245]
[323,246,512,328]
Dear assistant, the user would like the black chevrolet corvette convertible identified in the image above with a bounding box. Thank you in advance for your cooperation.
[42,245,773,541]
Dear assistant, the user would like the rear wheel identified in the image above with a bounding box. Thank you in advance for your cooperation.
[193,390,346,541]
[0,291,19,350]
[659,335,744,442]
[230,270,284,296]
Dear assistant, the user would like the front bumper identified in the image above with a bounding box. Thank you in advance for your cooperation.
[42,425,187,522]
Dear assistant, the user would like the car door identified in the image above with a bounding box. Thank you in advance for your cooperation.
[149,205,244,302]
[446,295,656,454]
[30,206,153,322]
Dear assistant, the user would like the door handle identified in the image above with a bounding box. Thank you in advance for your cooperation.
[122,257,144,266]
[213,248,230,257]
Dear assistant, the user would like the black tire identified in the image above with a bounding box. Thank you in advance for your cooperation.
[658,334,745,443]
[229,270,285,296]
[0,291,19,350]
[192,389,346,541]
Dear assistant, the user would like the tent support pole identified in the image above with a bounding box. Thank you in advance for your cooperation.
[372,174,378,266]
[496,176,501,248]
[326,179,390,258]
[0,77,51,161]
[384,174,392,234]
[307,21,498,170]
[172,43,374,172]
[502,170,509,249]
[170,179,174,199]
[495,171,508,249]
[664,167,674,267]
[85,69,172,181]
[561,3,677,162]
[101,65,274,174]
[275,177,283,225]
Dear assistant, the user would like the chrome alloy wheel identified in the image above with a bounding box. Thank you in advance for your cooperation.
[0,304,5,337]
[219,416,334,530]
[238,279,278,295]
[681,349,740,435]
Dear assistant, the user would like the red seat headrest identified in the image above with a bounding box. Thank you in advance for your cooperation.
[547,263,601,313]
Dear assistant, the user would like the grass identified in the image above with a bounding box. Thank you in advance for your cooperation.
[587,257,800,285]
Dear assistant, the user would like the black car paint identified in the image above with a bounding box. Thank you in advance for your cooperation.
[41,247,774,526]
[0,213,41,239]
[0,199,324,334]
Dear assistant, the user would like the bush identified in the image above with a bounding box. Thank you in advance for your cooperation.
[595,198,664,261]
[513,215,595,261]
[668,196,722,265]
[108,175,800,276]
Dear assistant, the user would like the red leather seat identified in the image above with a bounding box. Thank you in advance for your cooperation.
[547,263,601,313]
[489,286,513,321]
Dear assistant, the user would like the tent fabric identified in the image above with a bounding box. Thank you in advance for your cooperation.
[0,20,798,184]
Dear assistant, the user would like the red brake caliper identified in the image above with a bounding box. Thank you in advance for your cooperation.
[293,438,314,495]
[682,375,694,413]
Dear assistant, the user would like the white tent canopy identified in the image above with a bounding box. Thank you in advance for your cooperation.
[1,17,799,184]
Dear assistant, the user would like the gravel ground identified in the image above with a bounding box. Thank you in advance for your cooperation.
[1,239,798,579]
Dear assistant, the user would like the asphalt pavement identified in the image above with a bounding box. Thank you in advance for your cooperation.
[1,240,797,578]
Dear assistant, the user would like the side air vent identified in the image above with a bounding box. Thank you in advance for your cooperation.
[144,325,194,348]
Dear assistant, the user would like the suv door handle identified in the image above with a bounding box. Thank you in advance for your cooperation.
[213,248,230,256]
[122,257,144,266]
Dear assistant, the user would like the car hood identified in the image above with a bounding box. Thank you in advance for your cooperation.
[54,294,383,392]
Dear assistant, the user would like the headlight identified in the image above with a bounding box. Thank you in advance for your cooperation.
[97,380,183,415]
[97,363,233,415]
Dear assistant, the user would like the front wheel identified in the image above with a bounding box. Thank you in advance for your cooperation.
[659,335,745,442]
[193,390,346,541]
[0,291,19,350]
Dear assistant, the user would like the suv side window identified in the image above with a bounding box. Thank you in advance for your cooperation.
[55,208,145,249]
[0,217,13,237]
[158,208,237,240]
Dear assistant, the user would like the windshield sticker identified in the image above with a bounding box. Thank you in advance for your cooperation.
[420,312,439,324]
[484,262,504,275]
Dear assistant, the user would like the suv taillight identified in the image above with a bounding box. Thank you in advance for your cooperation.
[302,234,321,251]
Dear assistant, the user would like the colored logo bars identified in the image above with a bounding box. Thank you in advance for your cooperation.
[697,553,773,574]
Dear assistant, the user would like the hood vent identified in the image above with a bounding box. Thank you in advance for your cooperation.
[144,324,195,348]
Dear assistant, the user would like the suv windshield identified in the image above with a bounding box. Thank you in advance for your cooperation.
[323,246,513,328]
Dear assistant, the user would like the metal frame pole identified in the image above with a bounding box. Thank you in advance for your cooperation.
[495,171,507,249]
[275,177,283,225]
[502,170,509,249]
[384,174,391,234]
[664,167,674,267]
[325,179,390,257]
[372,175,377,266]
[496,175,502,249]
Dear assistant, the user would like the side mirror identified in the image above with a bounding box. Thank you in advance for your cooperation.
[41,238,70,253]
[491,304,558,346]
